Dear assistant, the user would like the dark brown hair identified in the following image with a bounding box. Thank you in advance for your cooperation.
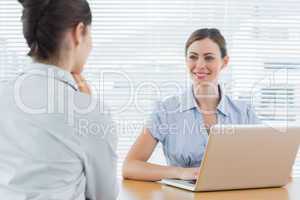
[185,28,227,58]
[18,0,92,61]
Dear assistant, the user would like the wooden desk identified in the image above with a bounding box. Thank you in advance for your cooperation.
[119,178,300,200]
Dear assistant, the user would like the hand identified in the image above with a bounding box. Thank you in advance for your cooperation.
[177,167,199,180]
[72,73,92,95]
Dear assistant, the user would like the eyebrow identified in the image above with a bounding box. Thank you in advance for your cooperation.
[188,52,215,56]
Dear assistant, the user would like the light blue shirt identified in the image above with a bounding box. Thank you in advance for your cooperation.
[0,62,118,200]
[146,85,260,168]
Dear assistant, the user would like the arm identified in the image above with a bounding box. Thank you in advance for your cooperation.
[122,128,198,181]
[72,73,118,199]
[82,112,118,200]
[84,139,118,200]
[86,138,118,200]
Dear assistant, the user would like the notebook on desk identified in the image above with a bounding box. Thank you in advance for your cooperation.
[160,125,300,192]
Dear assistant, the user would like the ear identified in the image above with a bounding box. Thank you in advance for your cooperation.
[221,55,229,70]
[73,22,86,46]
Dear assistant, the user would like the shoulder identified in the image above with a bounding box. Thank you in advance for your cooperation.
[225,96,251,112]
[155,95,181,113]
[224,95,260,123]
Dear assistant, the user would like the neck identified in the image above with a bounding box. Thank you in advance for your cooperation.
[54,59,74,72]
[193,83,220,111]
[36,55,74,73]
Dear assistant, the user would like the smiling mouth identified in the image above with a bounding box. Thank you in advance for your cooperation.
[193,72,210,80]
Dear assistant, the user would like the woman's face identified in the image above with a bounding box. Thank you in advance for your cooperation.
[186,38,228,87]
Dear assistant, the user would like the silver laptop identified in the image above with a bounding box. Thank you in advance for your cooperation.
[160,125,300,191]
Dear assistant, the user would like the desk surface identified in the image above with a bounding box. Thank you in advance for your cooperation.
[119,178,300,200]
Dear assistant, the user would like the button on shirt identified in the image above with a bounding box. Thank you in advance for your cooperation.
[0,62,118,200]
[146,85,260,168]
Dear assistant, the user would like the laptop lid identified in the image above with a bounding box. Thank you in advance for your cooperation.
[195,125,300,191]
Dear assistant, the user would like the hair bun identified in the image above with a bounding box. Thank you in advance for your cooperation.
[17,0,51,8]
[17,0,25,5]
[19,0,92,61]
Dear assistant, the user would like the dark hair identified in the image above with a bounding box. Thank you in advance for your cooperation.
[185,28,227,58]
[18,0,92,61]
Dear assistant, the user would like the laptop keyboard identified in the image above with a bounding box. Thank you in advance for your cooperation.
[185,180,196,185]
[167,179,196,185]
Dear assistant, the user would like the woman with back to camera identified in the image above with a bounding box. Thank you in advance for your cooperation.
[0,0,118,199]
[122,28,260,181]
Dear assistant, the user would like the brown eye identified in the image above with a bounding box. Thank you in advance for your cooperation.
[189,55,197,60]
[205,56,214,61]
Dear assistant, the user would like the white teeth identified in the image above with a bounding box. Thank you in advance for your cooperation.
[195,73,208,75]
[193,73,209,80]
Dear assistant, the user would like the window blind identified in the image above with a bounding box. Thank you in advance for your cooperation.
[0,0,299,178]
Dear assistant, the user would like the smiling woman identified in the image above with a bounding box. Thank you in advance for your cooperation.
[122,28,261,182]
[185,29,230,129]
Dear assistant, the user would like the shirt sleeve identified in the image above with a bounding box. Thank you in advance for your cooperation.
[145,101,168,143]
[82,112,119,200]
[246,103,261,124]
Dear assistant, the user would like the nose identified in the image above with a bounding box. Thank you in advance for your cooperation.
[195,58,206,70]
